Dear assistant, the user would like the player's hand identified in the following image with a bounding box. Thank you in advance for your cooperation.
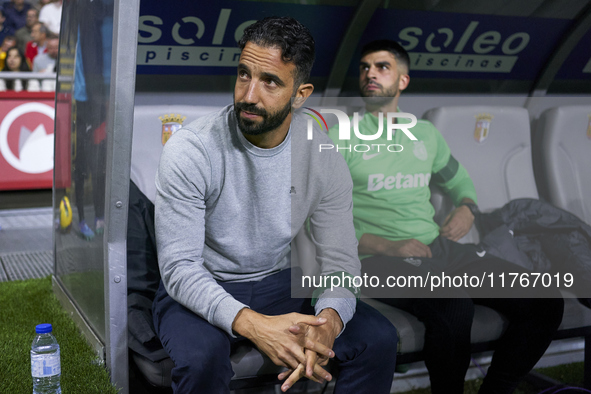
[232,309,331,383]
[440,205,474,241]
[279,309,341,391]
[386,239,432,258]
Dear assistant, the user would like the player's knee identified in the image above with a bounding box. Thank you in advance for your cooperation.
[527,297,564,327]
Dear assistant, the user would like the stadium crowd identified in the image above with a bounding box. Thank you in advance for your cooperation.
[0,0,61,91]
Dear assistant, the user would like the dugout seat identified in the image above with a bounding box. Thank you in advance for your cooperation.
[534,106,591,225]
[423,105,591,387]
[423,106,538,244]
[127,104,591,390]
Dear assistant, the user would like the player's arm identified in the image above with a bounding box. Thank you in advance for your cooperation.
[439,197,477,241]
[430,125,478,240]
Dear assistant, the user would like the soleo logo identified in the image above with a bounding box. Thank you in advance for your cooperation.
[399,21,530,73]
[138,9,254,66]
[304,108,418,153]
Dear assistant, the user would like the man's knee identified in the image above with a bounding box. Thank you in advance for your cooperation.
[153,289,234,387]
[171,338,233,390]
[350,302,398,363]
[174,344,231,375]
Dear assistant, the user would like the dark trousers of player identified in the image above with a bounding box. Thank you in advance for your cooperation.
[362,236,564,394]
[153,268,398,394]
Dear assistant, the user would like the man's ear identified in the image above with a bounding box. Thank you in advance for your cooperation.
[399,73,410,92]
[292,83,314,109]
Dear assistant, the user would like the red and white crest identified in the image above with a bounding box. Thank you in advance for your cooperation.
[159,113,187,145]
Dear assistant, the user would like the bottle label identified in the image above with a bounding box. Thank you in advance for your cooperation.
[31,350,61,378]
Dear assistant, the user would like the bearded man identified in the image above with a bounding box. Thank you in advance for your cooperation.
[153,18,397,394]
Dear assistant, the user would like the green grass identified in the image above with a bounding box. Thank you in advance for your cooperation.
[0,276,118,394]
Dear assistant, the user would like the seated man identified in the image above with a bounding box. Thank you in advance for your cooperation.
[32,36,57,72]
[328,39,564,394]
[153,17,397,393]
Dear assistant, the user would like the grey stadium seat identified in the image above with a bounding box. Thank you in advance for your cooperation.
[424,106,538,244]
[423,105,591,385]
[534,106,591,225]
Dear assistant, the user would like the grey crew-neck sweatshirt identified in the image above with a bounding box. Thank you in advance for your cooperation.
[155,105,360,336]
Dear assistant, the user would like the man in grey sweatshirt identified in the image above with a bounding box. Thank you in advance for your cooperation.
[152,16,397,393]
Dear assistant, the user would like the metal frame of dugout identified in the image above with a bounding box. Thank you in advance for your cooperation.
[52,0,139,393]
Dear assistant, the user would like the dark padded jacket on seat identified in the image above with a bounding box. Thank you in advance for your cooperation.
[127,181,169,362]
[476,198,591,300]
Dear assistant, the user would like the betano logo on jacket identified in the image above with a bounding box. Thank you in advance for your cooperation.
[368,172,432,192]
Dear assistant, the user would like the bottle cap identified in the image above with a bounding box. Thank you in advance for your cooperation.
[35,324,53,334]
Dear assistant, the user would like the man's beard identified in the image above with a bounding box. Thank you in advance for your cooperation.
[234,100,292,136]
[360,79,398,106]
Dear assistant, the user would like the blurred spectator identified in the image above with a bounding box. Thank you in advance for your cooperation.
[39,0,61,35]
[0,35,16,68]
[33,35,56,72]
[15,8,37,53]
[31,0,51,7]
[1,46,31,90]
[2,45,29,71]
[3,0,32,32]
[25,21,48,66]
[0,8,15,44]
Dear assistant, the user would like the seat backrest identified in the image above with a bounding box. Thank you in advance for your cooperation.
[424,106,539,243]
[535,106,591,224]
[131,105,225,203]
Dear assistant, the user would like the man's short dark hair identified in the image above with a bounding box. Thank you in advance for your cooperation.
[238,16,315,89]
[361,39,410,73]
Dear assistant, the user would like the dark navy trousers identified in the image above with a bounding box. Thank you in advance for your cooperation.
[153,269,398,393]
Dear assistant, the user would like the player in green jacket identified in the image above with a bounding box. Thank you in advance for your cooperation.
[328,39,563,394]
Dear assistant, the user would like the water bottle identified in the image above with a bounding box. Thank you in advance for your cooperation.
[31,324,61,394]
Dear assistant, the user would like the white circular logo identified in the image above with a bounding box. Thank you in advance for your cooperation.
[0,102,54,174]
[413,141,428,161]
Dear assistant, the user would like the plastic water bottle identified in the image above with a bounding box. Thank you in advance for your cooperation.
[31,324,62,394]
